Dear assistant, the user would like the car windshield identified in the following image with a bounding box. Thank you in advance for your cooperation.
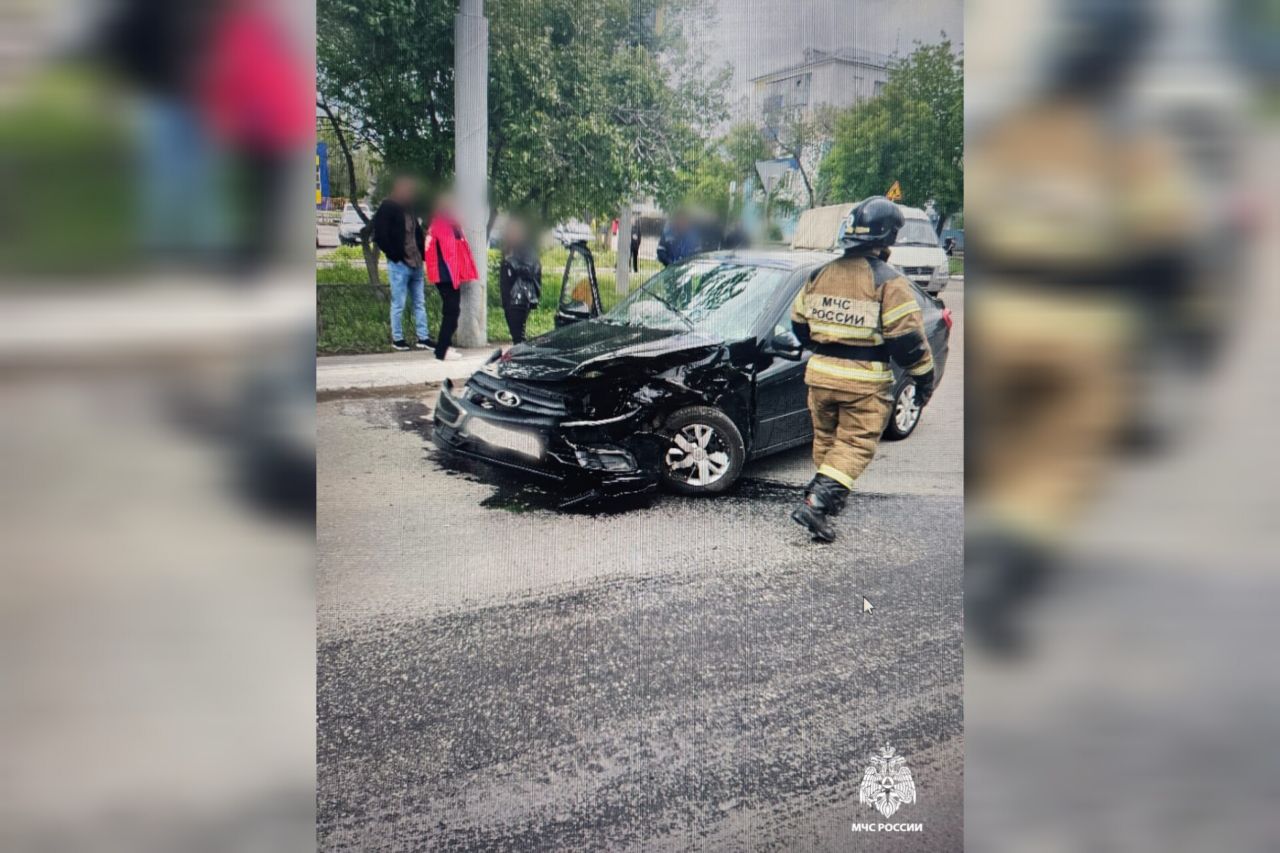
[602,260,790,340]
[897,219,940,247]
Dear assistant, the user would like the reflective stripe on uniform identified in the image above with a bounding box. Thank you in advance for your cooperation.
[806,321,884,343]
[908,356,935,376]
[882,300,921,325]
[807,355,893,382]
[817,464,856,490]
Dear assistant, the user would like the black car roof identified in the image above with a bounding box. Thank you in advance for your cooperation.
[694,249,840,271]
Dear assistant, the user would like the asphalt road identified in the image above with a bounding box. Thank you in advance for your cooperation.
[317,281,964,851]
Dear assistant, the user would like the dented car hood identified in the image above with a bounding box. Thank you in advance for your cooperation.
[496,320,725,381]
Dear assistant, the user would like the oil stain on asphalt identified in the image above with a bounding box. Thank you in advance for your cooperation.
[386,397,818,517]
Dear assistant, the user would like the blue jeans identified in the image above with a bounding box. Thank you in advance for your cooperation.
[137,98,220,254]
[388,261,429,342]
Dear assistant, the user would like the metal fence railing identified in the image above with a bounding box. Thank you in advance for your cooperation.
[317,282,407,354]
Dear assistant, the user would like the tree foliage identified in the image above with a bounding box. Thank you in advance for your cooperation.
[669,122,770,218]
[764,105,837,210]
[317,123,380,201]
[317,0,726,226]
[820,41,963,225]
[317,0,456,177]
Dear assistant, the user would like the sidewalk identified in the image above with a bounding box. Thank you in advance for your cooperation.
[316,348,495,392]
[0,279,310,364]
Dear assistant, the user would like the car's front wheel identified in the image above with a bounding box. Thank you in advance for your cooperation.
[883,382,922,440]
[660,406,746,495]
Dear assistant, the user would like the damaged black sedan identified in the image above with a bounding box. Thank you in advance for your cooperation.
[433,250,950,499]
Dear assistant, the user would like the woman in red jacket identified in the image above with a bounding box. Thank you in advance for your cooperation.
[424,195,480,361]
[197,0,311,271]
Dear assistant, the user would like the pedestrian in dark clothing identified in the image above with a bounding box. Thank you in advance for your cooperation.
[499,219,542,345]
[630,226,642,273]
[656,212,700,267]
[371,175,430,351]
[104,1,216,260]
[425,194,480,361]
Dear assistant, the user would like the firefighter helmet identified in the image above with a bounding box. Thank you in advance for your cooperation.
[838,196,905,251]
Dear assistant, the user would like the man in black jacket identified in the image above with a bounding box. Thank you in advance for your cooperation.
[372,176,431,351]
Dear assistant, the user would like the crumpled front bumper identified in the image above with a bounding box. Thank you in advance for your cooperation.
[431,378,659,497]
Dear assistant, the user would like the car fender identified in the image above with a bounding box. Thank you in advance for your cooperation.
[632,347,752,441]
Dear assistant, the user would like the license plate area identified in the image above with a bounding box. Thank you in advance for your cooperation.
[465,417,543,459]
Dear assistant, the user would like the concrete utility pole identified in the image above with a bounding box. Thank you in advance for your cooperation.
[454,0,489,347]
[615,203,633,296]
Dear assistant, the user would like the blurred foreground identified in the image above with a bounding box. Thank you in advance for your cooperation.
[0,1,316,851]
[967,0,1280,849]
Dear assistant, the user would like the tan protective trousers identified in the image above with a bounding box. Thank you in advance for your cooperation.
[808,386,893,489]
[971,287,1132,538]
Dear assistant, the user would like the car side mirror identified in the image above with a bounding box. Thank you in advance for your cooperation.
[763,330,804,361]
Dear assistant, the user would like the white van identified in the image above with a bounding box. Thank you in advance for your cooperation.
[791,203,951,295]
[887,205,950,295]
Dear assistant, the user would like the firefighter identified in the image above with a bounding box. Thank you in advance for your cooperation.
[790,196,936,542]
[966,0,1195,650]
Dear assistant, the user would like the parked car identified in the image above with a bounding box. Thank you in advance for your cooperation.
[434,250,951,499]
[891,206,951,295]
[337,202,373,246]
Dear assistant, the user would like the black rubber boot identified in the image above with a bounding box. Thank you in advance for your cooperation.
[791,502,836,542]
[827,482,849,516]
[966,531,1056,656]
[790,475,850,543]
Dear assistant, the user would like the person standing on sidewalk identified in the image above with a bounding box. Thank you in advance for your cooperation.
[103,1,216,263]
[629,225,642,273]
[425,194,480,361]
[197,0,312,272]
[371,175,431,352]
[499,218,542,345]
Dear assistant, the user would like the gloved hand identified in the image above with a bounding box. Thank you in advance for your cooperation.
[913,377,934,408]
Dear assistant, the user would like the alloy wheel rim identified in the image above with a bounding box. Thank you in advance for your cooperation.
[665,423,731,486]
[895,386,921,432]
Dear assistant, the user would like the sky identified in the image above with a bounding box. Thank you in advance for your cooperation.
[680,0,964,118]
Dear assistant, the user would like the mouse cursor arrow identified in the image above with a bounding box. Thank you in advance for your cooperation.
[862,597,874,614]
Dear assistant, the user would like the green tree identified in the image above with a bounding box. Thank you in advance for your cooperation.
[319,102,383,284]
[317,0,456,178]
[763,105,837,210]
[318,124,380,201]
[317,0,726,229]
[669,122,769,218]
[722,123,771,186]
[820,40,963,229]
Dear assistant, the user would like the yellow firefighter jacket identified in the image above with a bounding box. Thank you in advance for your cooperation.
[790,252,935,394]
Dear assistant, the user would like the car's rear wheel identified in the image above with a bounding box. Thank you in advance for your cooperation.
[883,382,922,440]
[660,406,745,495]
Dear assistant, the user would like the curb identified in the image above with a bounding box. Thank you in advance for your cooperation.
[316,350,492,393]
